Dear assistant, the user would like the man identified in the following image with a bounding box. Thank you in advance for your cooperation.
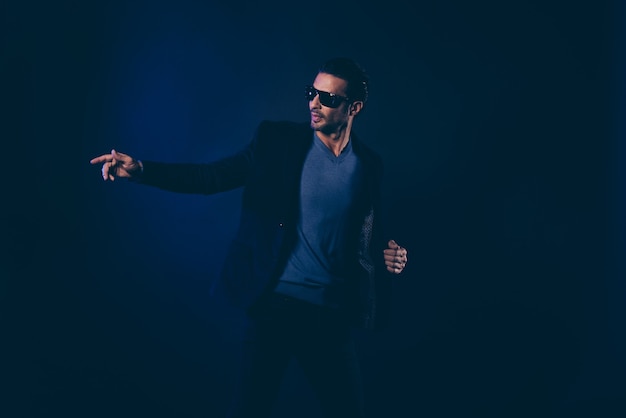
[91,57,407,418]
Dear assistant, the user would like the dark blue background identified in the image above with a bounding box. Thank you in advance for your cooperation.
[3,1,624,417]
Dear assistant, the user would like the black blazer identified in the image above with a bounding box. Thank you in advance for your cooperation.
[140,120,392,329]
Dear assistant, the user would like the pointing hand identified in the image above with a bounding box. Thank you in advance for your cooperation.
[90,149,142,181]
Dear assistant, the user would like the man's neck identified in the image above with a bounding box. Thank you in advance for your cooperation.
[317,126,352,157]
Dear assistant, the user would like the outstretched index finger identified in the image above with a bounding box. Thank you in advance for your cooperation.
[90,153,112,164]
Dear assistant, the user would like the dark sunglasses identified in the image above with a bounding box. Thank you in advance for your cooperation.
[305,85,350,108]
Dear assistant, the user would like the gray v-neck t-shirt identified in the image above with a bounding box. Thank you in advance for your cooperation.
[275,134,364,308]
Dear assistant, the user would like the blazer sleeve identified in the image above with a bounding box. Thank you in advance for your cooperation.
[136,141,255,195]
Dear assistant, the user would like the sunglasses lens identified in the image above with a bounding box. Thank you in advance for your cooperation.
[305,86,316,100]
[305,86,344,108]
[318,92,336,108]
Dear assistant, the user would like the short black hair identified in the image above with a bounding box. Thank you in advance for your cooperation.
[318,57,369,104]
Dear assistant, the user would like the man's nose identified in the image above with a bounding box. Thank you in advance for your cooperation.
[309,93,321,108]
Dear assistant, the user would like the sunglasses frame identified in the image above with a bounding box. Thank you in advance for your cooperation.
[305,85,351,108]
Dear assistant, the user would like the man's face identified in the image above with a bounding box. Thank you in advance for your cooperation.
[308,72,351,134]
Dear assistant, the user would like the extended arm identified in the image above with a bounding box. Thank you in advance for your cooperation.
[90,143,254,195]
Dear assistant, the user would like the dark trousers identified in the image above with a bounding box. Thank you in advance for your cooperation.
[228,293,364,418]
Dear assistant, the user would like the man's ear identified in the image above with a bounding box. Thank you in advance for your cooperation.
[349,101,364,116]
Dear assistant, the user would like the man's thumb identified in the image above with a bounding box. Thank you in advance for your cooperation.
[111,149,127,162]
[388,239,399,249]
